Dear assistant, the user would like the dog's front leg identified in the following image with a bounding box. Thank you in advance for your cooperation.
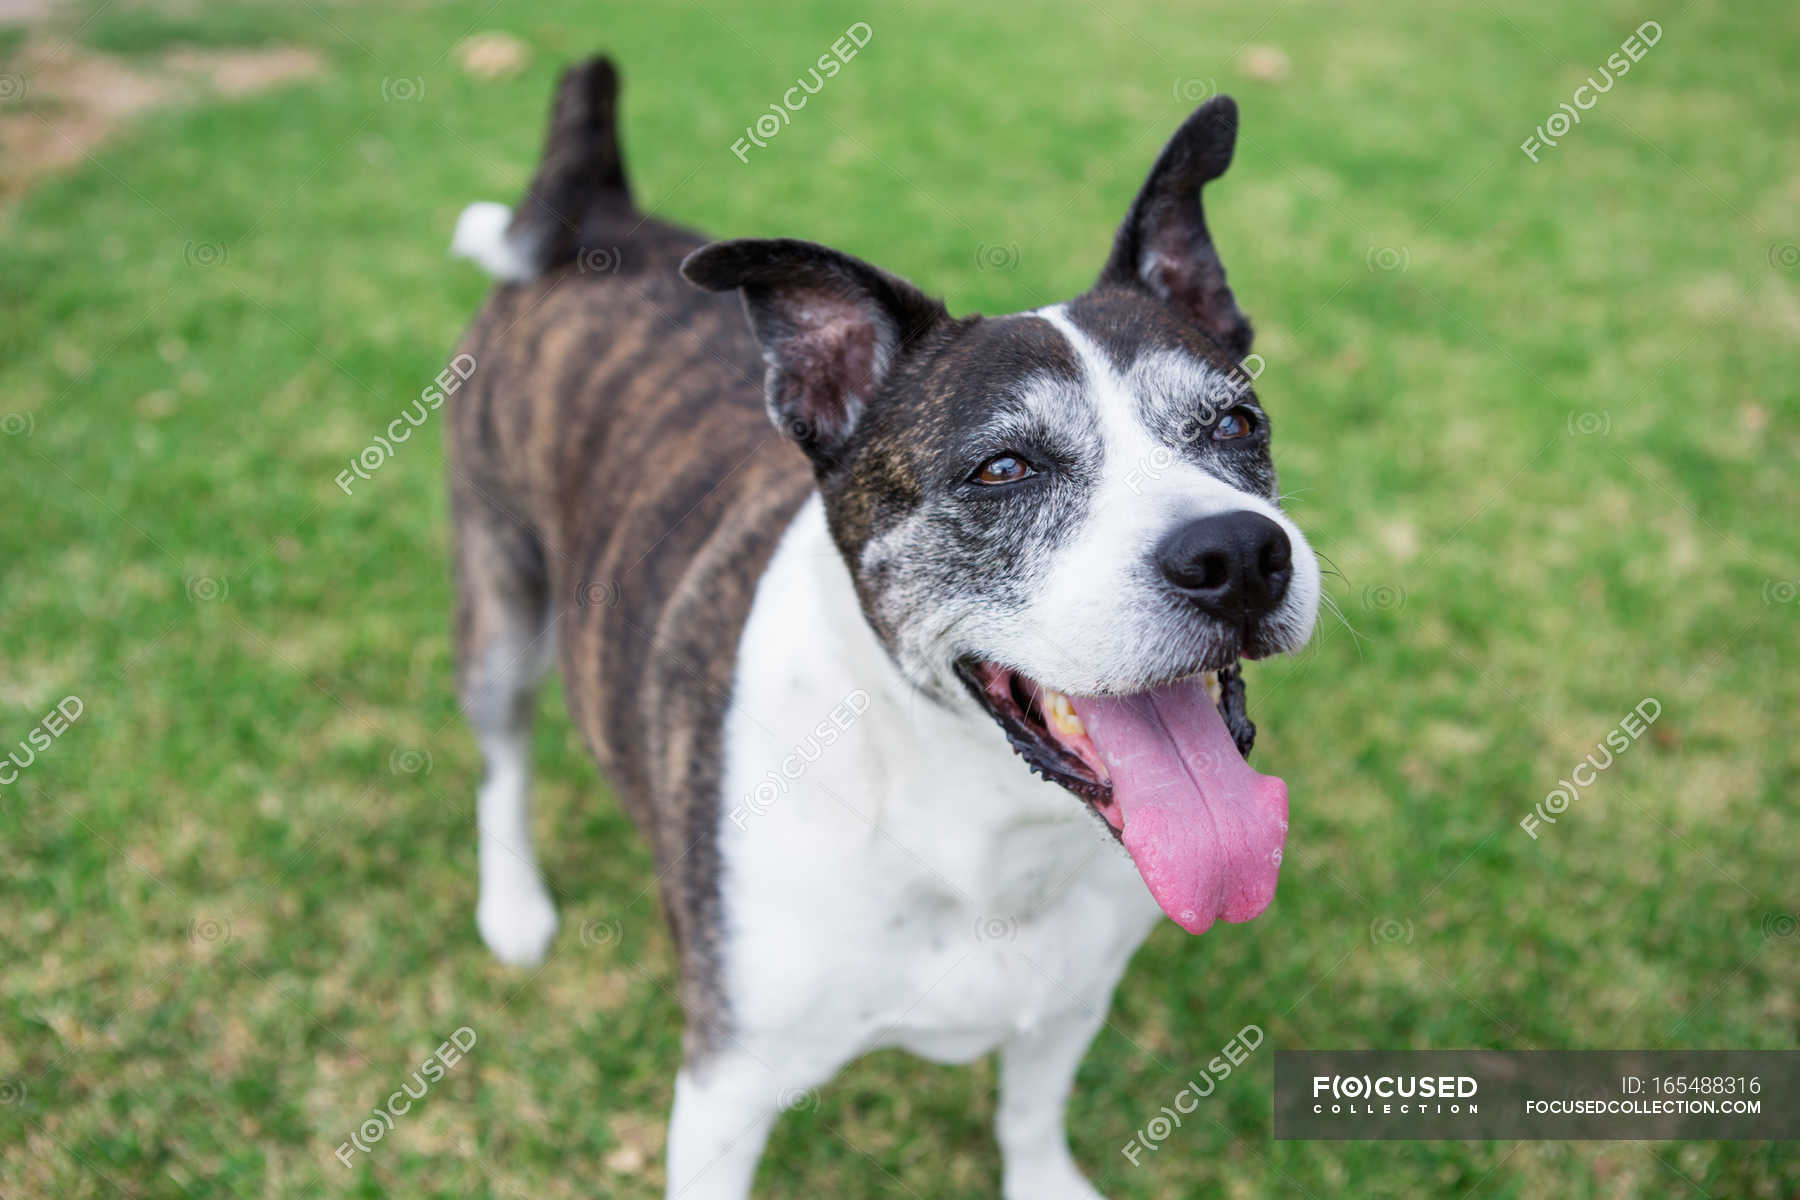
[664,1051,802,1200]
[996,1006,1111,1200]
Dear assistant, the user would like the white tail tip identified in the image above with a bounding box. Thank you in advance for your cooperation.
[451,202,537,282]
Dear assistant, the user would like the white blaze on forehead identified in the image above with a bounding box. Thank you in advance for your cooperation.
[1028,305,1254,516]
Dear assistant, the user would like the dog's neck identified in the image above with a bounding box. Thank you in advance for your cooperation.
[784,493,1030,786]
[733,494,1130,918]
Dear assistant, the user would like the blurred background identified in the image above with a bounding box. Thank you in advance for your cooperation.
[1,0,1795,1196]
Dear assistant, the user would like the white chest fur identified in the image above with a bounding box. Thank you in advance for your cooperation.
[716,497,1162,1072]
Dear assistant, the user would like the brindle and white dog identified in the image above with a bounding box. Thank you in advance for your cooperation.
[447,57,1320,1199]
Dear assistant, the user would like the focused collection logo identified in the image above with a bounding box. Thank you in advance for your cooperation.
[1276,1051,1795,1140]
[1311,1073,1479,1116]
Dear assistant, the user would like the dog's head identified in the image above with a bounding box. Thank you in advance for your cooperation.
[684,97,1319,934]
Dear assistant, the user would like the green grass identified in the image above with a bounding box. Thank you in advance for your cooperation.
[2,0,1796,1196]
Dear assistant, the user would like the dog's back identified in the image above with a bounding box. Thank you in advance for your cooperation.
[446,58,811,1047]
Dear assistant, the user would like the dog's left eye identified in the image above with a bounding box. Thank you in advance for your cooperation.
[1213,408,1258,441]
[971,454,1034,485]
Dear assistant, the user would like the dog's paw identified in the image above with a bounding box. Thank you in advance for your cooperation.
[1003,1165,1106,1200]
[477,880,559,967]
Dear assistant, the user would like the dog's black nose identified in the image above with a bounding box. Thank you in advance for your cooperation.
[1157,511,1292,624]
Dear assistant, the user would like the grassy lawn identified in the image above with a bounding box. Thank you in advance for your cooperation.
[2,0,1796,1196]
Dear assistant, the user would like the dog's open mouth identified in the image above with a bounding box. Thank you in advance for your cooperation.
[956,660,1288,935]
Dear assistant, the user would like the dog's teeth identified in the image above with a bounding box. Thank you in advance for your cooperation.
[1202,671,1222,705]
[1046,690,1086,738]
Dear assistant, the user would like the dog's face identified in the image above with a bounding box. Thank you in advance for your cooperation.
[687,97,1318,934]
[838,291,1318,697]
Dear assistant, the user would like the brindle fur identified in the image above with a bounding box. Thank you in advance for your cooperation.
[448,61,811,1053]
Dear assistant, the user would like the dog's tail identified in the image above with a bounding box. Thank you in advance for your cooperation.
[451,56,634,282]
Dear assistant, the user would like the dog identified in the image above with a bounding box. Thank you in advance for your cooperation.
[446,56,1320,1199]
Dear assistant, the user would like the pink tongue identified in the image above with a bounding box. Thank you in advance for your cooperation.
[1069,679,1287,934]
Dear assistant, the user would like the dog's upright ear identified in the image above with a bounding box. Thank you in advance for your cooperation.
[1097,96,1253,359]
[682,239,949,464]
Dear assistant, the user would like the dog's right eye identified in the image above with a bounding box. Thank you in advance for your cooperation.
[971,454,1034,486]
[1213,408,1258,441]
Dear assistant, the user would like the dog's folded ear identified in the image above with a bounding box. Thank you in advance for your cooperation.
[682,239,948,464]
[1097,95,1253,359]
